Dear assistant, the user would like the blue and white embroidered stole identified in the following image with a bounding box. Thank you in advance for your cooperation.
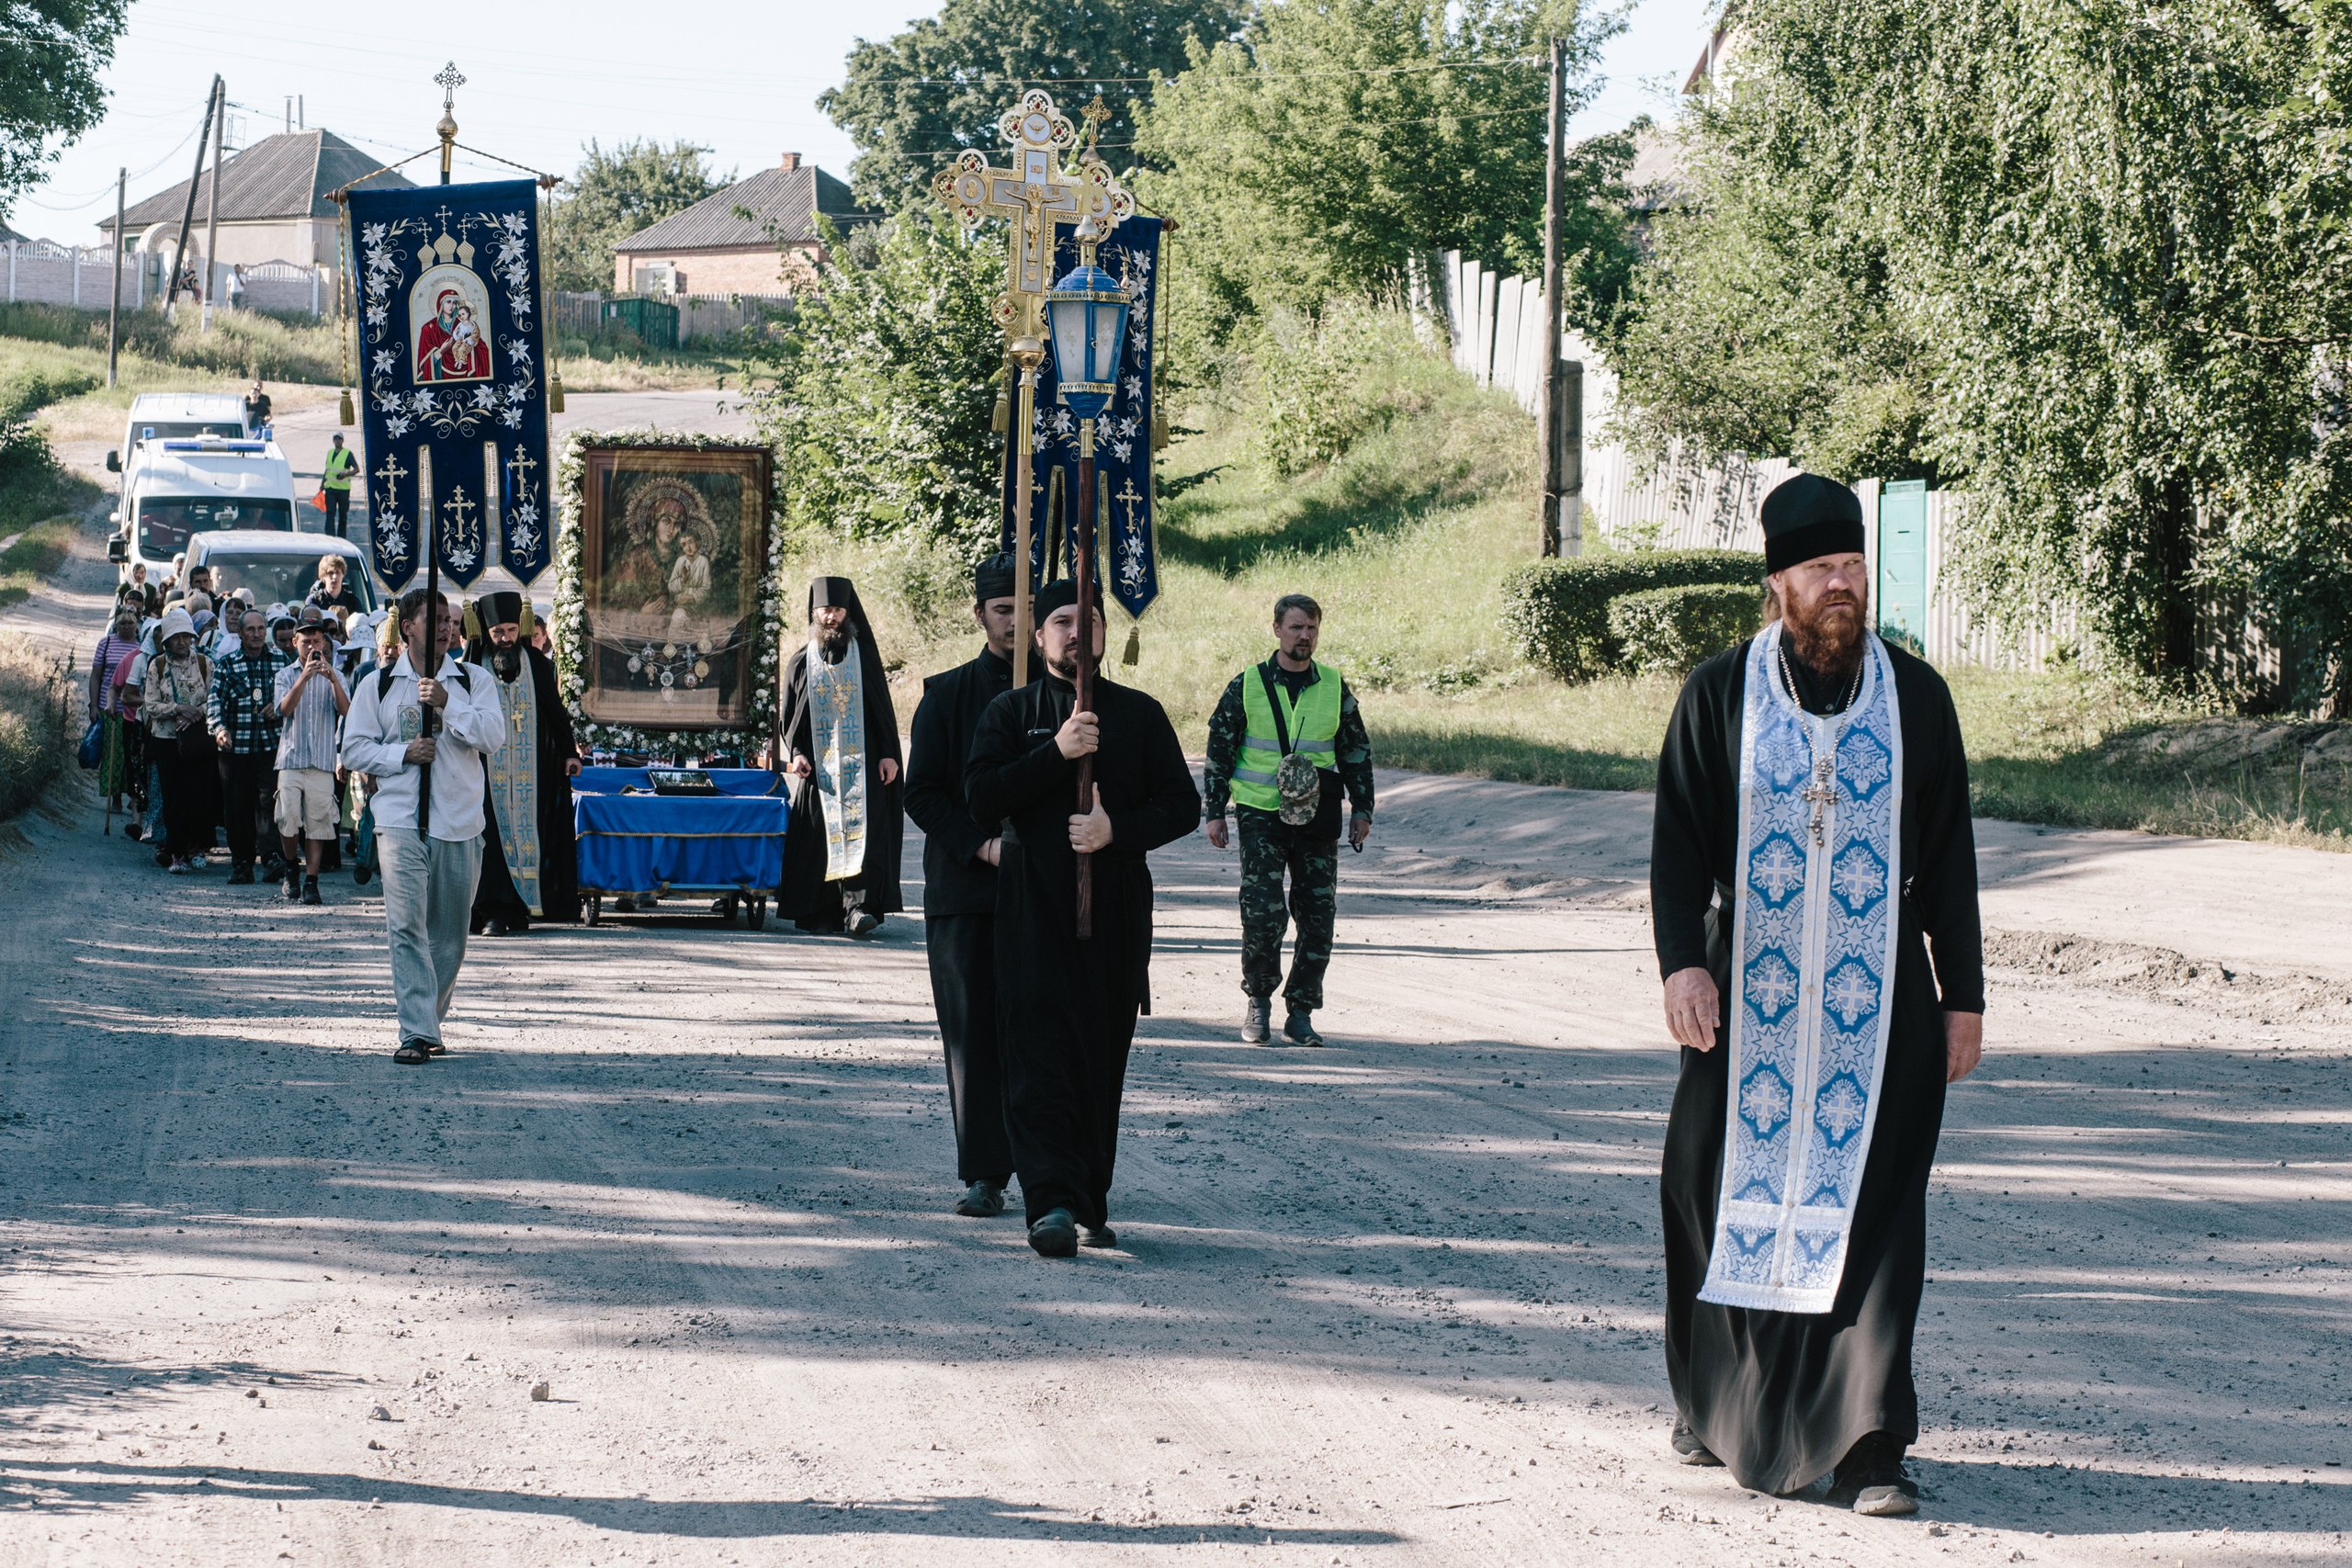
[807,637,868,882]
[1700,623,1904,1314]
[487,667,542,916]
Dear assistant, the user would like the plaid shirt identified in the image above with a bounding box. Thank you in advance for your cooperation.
[207,647,289,756]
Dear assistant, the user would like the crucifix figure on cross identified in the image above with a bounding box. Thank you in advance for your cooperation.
[1801,756,1839,846]
[933,87,1135,685]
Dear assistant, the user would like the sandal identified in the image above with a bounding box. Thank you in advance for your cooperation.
[392,1039,434,1065]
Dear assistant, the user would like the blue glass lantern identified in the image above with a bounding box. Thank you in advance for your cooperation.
[1044,258,1132,422]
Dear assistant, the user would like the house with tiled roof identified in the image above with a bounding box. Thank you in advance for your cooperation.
[610,152,863,298]
[99,129,412,267]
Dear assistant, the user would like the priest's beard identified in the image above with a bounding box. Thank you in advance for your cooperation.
[816,626,850,661]
[490,646,523,681]
[1783,583,1869,679]
[1046,649,1080,681]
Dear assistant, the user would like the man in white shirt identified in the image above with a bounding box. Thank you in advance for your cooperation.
[342,587,508,1064]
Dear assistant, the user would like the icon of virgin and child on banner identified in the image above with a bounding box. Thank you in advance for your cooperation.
[347,178,552,590]
[999,215,1162,625]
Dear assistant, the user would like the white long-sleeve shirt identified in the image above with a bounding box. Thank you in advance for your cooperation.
[342,649,507,840]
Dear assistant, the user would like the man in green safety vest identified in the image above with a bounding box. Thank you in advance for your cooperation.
[321,432,358,540]
[1201,592,1374,1046]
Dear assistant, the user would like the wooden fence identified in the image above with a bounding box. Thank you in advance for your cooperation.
[552,289,789,346]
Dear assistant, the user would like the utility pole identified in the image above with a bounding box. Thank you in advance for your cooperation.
[1538,35,1570,557]
[107,168,124,385]
[200,76,225,333]
[164,77,220,323]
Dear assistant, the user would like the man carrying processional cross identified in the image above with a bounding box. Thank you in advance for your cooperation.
[1648,474,1985,1514]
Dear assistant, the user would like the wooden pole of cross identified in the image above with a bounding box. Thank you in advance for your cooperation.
[933,89,1135,687]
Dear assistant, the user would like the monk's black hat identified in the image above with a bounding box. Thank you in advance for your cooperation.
[1760,474,1866,572]
[475,591,525,627]
[973,553,1016,603]
[1032,577,1102,621]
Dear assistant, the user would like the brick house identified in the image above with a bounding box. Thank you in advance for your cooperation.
[98,129,412,267]
[610,152,862,297]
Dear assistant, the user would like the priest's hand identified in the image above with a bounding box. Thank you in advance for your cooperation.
[565,758,582,778]
[1662,965,1720,1052]
[877,757,899,786]
[1944,1010,1984,1082]
[1204,816,1229,850]
[977,837,1001,867]
[1056,710,1100,760]
[1069,795,1113,853]
[789,752,813,779]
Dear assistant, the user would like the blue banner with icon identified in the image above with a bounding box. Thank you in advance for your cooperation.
[1000,215,1160,622]
[348,178,551,591]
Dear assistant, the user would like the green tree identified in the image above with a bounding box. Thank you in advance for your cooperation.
[820,0,1248,209]
[0,0,129,218]
[1133,0,1627,371]
[546,140,729,293]
[1608,0,2352,705]
[751,212,1007,558]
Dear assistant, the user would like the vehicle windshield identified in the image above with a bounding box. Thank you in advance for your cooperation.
[137,497,292,558]
[130,421,244,446]
[201,550,374,612]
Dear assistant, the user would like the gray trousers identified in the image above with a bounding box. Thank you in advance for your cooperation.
[378,829,485,1044]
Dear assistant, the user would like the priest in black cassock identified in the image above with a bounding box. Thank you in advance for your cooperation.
[1650,473,1984,1516]
[467,592,581,935]
[906,553,1025,1219]
[965,578,1200,1258]
[779,577,904,936]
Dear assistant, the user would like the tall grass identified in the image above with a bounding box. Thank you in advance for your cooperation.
[0,634,73,823]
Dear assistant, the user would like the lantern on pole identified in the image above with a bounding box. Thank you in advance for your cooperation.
[1043,218,1134,940]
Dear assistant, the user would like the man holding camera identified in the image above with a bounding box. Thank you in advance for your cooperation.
[274,610,349,905]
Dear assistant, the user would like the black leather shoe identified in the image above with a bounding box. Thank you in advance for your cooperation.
[1830,1432,1917,1516]
[227,863,254,886]
[1027,1207,1079,1258]
[1670,1420,1722,1467]
[1079,1222,1118,1250]
[955,1179,1006,1218]
[300,876,322,906]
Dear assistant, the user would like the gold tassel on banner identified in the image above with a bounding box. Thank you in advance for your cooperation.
[461,603,483,643]
[517,600,537,638]
[334,195,356,427]
[1122,622,1140,667]
[548,365,566,414]
[991,355,1012,434]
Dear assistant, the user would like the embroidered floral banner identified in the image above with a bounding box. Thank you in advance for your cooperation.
[1000,215,1160,622]
[348,178,551,590]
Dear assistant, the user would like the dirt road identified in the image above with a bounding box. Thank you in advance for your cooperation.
[3,769,2347,1565]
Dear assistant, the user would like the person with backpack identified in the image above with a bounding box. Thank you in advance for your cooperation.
[341,588,507,1065]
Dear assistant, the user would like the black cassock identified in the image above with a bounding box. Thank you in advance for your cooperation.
[1650,637,1984,1495]
[778,637,905,930]
[906,643,1023,1185]
[966,671,1200,1227]
[468,642,580,928]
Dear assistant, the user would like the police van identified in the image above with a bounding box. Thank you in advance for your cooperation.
[105,391,250,482]
[107,435,300,585]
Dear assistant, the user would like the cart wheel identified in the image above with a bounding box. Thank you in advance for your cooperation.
[749,897,767,931]
[584,894,603,927]
[715,895,739,923]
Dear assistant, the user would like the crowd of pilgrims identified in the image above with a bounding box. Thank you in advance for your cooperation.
[85,550,560,910]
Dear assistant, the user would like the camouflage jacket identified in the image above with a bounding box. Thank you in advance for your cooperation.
[1201,659,1374,820]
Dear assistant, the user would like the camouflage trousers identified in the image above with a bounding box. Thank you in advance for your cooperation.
[1238,811,1339,1011]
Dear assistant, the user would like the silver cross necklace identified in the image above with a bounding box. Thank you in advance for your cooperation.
[1780,638,1864,847]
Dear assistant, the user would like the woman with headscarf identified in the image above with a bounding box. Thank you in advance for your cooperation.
[778,576,904,935]
[142,606,219,873]
[90,604,145,813]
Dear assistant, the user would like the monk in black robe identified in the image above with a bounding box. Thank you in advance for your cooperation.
[1650,474,1984,1514]
[779,577,904,935]
[467,592,581,934]
[905,554,1025,1218]
[965,579,1200,1258]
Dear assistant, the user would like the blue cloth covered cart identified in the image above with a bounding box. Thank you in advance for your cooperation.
[571,768,787,928]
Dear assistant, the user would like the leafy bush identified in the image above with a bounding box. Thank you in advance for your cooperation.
[1608,581,1766,675]
[0,634,72,823]
[0,362,100,422]
[1503,547,1765,681]
[0,299,341,382]
[1248,306,1421,478]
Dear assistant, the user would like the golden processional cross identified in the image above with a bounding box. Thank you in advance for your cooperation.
[934,88,1135,684]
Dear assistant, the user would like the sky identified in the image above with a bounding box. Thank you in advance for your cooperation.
[11,0,1714,246]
